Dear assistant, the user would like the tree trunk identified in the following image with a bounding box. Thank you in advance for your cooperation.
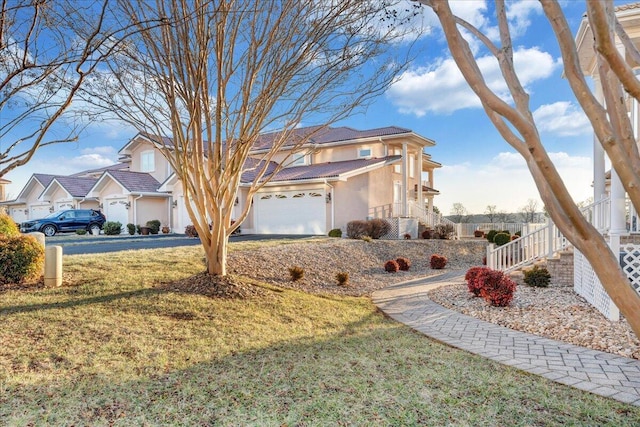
[205,223,228,276]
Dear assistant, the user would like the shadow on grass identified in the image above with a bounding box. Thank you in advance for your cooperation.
[0,288,166,316]
[2,314,639,426]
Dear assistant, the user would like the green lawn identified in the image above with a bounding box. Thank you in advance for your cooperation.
[0,244,638,426]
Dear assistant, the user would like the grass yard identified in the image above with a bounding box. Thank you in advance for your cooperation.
[0,243,639,426]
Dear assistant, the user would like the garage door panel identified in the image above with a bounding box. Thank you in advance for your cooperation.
[105,199,128,227]
[256,190,325,234]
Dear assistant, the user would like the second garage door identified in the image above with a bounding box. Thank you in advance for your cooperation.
[255,190,326,234]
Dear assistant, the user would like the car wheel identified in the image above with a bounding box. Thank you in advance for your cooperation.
[88,223,101,235]
[42,225,56,237]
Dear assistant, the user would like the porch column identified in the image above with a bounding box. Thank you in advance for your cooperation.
[402,142,408,217]
[593,134,605,204]
[610,169,626,237]
[417,151,424,214]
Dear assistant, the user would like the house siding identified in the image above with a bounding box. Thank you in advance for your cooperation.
[130,140,172,184]
[136,198,169,228]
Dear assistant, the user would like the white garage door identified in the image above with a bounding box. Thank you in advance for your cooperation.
[11,208,28,223]
[255,190,325,234]
[30,205,50,219]
[105,199,129,227]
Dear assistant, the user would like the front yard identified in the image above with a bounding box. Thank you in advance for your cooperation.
[1,240,639,425]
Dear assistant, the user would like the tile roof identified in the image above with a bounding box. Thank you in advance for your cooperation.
[33,174,57,187]
[71,162,129,177]
[242,156,401,183]
[106,170,162,193]
[252,125,412,151]
[51,176,98,197]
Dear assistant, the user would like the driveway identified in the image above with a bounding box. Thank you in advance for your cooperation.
[44,233,316,255]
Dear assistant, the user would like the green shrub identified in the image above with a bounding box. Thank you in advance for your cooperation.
[0,235,44,285]
[361,235,373,243]
[369,218,391,239]
[336,272,349,286]
[486,230,498,243]
[396,257,411,271]
[0,213,19,237]
[127,223,136,235]
[328,228,342,238]
[384,259,399,273]
[146,219,161,234]
[493,232,511,246]
[75,229,87,235]
[524,266,551,288]
[346,220,370,239]
[430,254,447,269]
[103,221,122,235]
[288,266,304,281]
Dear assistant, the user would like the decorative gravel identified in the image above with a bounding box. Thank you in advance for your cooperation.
[228,238,486,296]
[229,238,640,360]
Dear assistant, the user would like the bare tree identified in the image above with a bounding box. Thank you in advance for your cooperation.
[416,0,640,337]
[519,199,539,224]
[450,202,469,223]
[484,205,498,223]
[496,210,511,224]
[0,0,139,178]
[83,0,422,276]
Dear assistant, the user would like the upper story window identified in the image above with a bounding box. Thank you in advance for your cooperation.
[358,147,372,159]
[290,153,307,167]
[393,148,402,173]
[141,150,155,172]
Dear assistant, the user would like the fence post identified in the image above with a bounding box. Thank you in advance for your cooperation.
[546,218,554,258]
[487,243,495,270]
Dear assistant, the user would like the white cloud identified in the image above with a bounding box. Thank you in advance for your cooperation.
[433,150,592,214]
[3,146,119,198]
[533,102,592,136]
[507,0,543,37]
[387,47,560,116]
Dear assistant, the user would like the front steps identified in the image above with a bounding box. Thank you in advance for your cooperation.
[509,248,574,287]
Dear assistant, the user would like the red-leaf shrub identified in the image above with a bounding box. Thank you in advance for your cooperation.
[430,254,447,269]
[396,257,411,271]
[346,220,372,239]
[465,266,491,297]
[422,229,433,239]
[478,269,516,307]
[384,260,399,273]
[185,225,198,238]
[473,230,484,238]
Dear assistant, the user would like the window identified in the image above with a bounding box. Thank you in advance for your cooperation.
[141,150,155,172]
[290,153,307,167]
[358,147,372,158]
[293,193,305,198]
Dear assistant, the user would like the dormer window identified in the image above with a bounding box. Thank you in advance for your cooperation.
[290,153,307,167]
[358,147,372,159]
[141,150,155,172]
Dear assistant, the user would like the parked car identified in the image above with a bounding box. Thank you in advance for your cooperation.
[20,209,107,237]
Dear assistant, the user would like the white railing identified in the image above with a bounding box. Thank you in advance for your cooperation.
[487,220,569,272]
[581,196,610,233]
[574,249,621,321]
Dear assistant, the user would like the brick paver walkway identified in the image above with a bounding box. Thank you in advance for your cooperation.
[372,271,640,406]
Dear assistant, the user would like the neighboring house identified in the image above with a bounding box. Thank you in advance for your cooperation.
[0,177,10,203]
[157,125,441,235]
[1,124,442,235]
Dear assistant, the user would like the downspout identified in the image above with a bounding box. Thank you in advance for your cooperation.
[325,179,334,231]
[133,194,144,226]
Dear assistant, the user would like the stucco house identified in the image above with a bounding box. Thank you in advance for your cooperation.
[1,124,442,235]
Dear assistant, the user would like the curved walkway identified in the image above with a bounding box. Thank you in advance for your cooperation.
[372,271,640,406]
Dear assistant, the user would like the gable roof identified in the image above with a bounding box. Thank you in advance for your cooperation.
[9,173,58,202]
[88,170,162,196]
[241,156,402,184]
[41,176,98,199]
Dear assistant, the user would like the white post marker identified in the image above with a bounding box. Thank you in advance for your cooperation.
[44,245,62,287]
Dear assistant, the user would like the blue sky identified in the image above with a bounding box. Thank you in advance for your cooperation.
[4,1,601,215]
